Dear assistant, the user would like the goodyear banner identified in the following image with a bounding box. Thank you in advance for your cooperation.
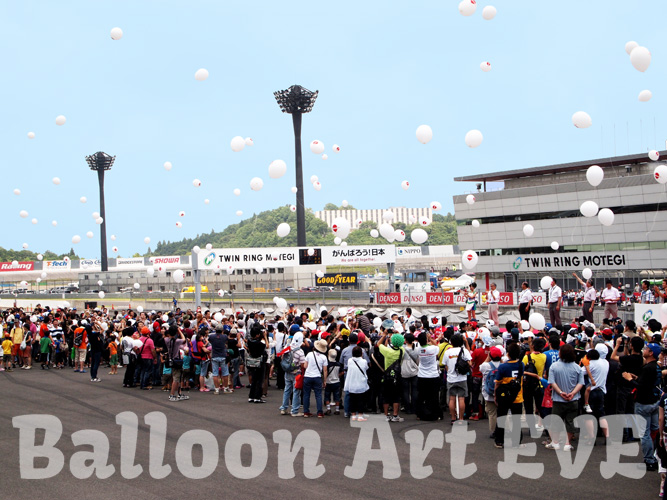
[316,273,358,287]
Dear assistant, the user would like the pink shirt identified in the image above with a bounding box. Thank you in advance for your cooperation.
[140,336,155,359]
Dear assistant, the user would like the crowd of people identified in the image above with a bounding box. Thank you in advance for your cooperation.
[1,301,666,492]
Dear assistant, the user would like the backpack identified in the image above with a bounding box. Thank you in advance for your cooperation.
[73,329,83,347]
[484,361,500,396]
[523,353,539,392]
[495,363,523,407]
[280,349,298,373]
[382,349,403,386]
[455,348,471,376]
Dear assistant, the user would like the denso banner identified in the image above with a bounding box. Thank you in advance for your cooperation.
[44,260,70,269]
[0,261,34,272]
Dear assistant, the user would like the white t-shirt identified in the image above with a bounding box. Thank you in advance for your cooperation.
[601,287,620,303]
[583,286,596,302]
[444,347,472,383]
[344,357,369,394]
[548,285,562,303]
[519,289,533,303]
[304,351,328,378]
[417,345,439,379]
[487,290,499,304]
[480,360,501,401]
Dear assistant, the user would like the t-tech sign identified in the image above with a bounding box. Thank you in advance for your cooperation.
[0,261,34,272]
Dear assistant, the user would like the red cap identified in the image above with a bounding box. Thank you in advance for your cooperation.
[489,346,502,359]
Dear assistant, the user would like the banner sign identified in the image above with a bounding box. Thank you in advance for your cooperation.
[0,261,34,272]
[116,258,144,266]
[376,292,515,306]
[634,304,667,327]
[511,252,629,272]
[320,246,395,266]
[44,260,70,269]
[396,247,423,258]
[80,259,102,269]
[149,256,182,267]
[316,273,358,286]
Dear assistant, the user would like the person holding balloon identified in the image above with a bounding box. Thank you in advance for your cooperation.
[466,283,478,322]
[572,272,596,323]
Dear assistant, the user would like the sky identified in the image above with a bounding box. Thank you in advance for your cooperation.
[1,0,666,258]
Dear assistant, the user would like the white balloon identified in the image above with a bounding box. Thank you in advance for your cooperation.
[110,27,123,40]
[419,216,431,227]
[163,161,172,171]
[51,220,57,227]
[137,306,144,313]
[630,46,651,72]
[92,212,100,219]
[625,41,638,55]
[13,189,20,195]
[269,159,287,179]
[27,132,35,139]
[290,205,296,212]
[235,210,243,216]
[654,164,667,184]
[551,241,560,250]
[173,269,185,283]
[203,198,211,205]
[639,90,653,102]
[86,231,94,238]
[416,125,433,144]
[37,254,43,260]
[528,313,545,331]
[331,217,351,239]
[370,229,379,238]
[275,298,288,311]
[523,224,534,237]
[315,270,324,278]
[480,61,491,72]
[72,235,81,244]
[382,211,395,222]
[472,219,480,228]
[179,211,185,217]
[55,115,66,126]
[95,217,103,225]
[458,0,476,16]
[98,291,105,299]
[217,290,225,297]
[192,245,200,254]
[409,215,417,224]
[291,186,298,194]
[310,175,319,183]
[192,179,201,188]
[31,218,38,225]
[482,5,497,19]
[195,68,209,81]
[80,196,87,203]
[540,276,552,290]
[22,243,28,249]
[146,267,155,277]
[465,129,483,148]
[313,181,322,191]
[213,312,223,322]
[580,200,599,217]
[133,283,140,289]
[250,177,263,191]
[430,201,441,211]
[245,137,253,146]
[411,228,428,244]
[341,241,348,247]
[462,250,478,269]
[276,223,291,238]
[40,272,47,279]
[332,144,341,153]
[598,208,614,226]
[582,268,593,280]
[52,177,61,185]
[255,265,263,273]
[111,235,116,240]
[649,150,660,161]
[307,248,315,256]
[572,111,592,129]
[230,136,245,152]
[11,261,17,267]
[379,223,395,240]
[310,140,325,154]
[394,229,406,242]
[586,165,604,187]
[334,237,342,245]
[401,180,410,190]
[112,246,118,252]
[162,314,169,322]
[373,317,382,328]
[19,210,28,218]
[233,188,241,196]
[321,154,328,160]
[341,200,348,208]
[466,194,475,205]
[175,221,182,228]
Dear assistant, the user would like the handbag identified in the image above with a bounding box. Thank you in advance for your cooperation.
[541,384,553,408]
[295,369,304,389]
[246,356,262,368]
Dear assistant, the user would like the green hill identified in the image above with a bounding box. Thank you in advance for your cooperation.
[152,205,458,256]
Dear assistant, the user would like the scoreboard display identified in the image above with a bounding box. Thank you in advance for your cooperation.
[299,248,322,265]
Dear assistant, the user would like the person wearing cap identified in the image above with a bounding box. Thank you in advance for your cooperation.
[572,272,596,323]
[378,322,406,423]
[137,327,157,390]
[486,283,500,327]
[324,349,342,415]
[302,339,329,417]
[622,342,662,471]
[73,323,88,373]
[273,323,291,391]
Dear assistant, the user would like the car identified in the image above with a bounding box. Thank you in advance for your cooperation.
[83,289,102,294]
[284,287,296,293]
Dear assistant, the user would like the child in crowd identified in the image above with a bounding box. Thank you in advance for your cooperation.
[108,335,119,375]
[53,333,66,369]
[2,333,12,371]
[39,333,52,370]
[325,349,342,415]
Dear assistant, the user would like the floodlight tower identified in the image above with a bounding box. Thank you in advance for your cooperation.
[85,151,115,272]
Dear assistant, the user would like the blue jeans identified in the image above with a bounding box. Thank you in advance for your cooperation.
[281,371,302,414]
[90,351,102,380]
[211,357,229,377]
[232,357,242,387]
[140,359,153,388]
[635,401,660,464]
[303,376,323,415]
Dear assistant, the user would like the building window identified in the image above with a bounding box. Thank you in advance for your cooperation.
[186,271,192,277]
[245,284,252,291]
[83,275,89,280]
[278,268,284,273]
[166,272,172,277]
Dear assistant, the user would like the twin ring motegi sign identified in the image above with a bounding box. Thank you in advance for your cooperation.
[510,252,629,272]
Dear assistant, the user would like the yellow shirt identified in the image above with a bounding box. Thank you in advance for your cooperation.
[2,339,13,355]
[522,352,547,379]
[437,342,452,368]
[10,327,24,345]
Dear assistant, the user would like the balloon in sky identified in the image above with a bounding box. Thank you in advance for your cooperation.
[572,111,592,128]
[586,165,604,187]
[654,164,667,184]
[195,68,209,81]
[206,243,212,250]
[394,229,406,242]
[233,188,240,196]
[382,211,395,222]
[13,189,20,195]
[321,154,328,160]
[431,201,441,211]
[31,218,38,225]
[370,229,379,238]
[95,217,103,225]
[341,200,348,208]
[332,144,341,153]
[19,210,28,218]
[37,254,43,260]
[173,269,185,283]
[230,136,245,152]
[582,268,593,280]
[649,150,660,161]
[580,200,599,217]
[72,235,81,244]
[462,250,478,269]
[236,210,243,216]
[466,194,475,205]
[179,211,185,217]
[411,228,428,244]
[146,267,154,277]
[290,205,296,212]
[529,313,545,331]
[245,137,253,146]
[458,0,476,16]
[482,5,497,19]
[313,181,322,191]
[310,140,324,154]
[27,132,35,139]
[334,237,342,245]
[51,220,57,226]
[540,276,552,290]
[144,237,151,244]
[217,290,225,297]
[112,246,119,252]
[401,180,410,190]
[175,221,182,228]
[192,245,200,254]
[465,129,483,148]
[472,219,480,228]
[86,231,93,238]
[523,224,534,237]
[92,212,100,219]
[80,197,87,203]
[598,208,614,226]
[204,199,209,204]
[192,179,201,188]
[315,270,324,278]
[250,177,264,191]
[480,61,491,72]
[551,241,560,250]
[111,235,116,240]
[630,46,651,72]
[625,41,638,55]
[276,223,290,238]
[379,223,395,240]
[22,243,28,249]
[419,216,431,226]
[291,186,298,194]
[163,162,172,171]
[269,159,287,179]
[110,27,123,40]
[99,291,105,299]
[310,175,318,183]
[638,90,652,102]
[307,248,315,256]
[416,125,433,144]
[52,177,61,185]
[55,115,66,126]
[331,217,351,239]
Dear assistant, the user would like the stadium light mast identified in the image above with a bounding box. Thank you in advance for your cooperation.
[274,85,318,247]
[85,151,115,272]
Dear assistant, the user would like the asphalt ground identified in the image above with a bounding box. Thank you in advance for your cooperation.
[0,367,659,500]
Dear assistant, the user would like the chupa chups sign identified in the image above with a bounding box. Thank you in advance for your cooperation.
[0,261,34,272]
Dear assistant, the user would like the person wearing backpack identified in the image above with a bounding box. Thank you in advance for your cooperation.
[522,337,547,432]
[279,332,306,416]
[378,321,405,423]
[73,325,88,373]
[416,331,443,421]
[480,346,503,438]
[494,342,524,449]
[444,334,472,424]
[401,332,420,415]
